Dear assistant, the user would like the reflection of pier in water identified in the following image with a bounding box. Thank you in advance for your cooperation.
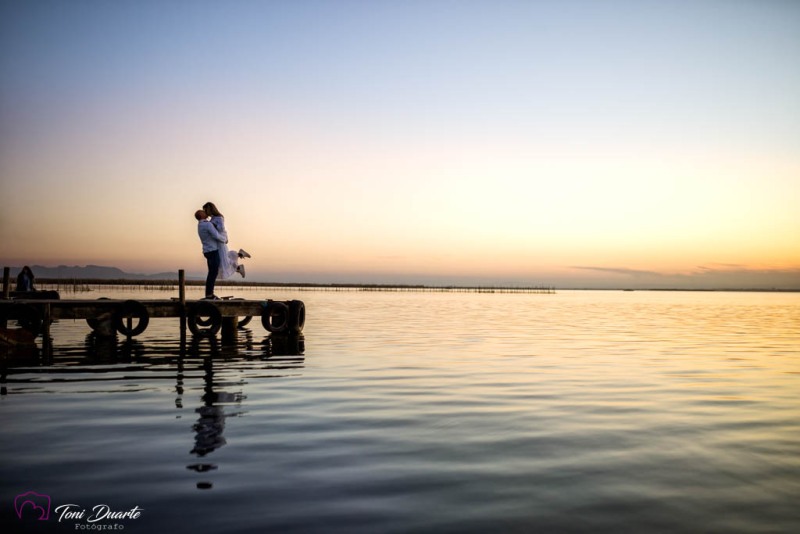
[0,331,304,491]
[0,331,305,397]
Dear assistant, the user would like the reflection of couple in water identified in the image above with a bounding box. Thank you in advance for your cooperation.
[195,201,251,300]
[190,356,241,457]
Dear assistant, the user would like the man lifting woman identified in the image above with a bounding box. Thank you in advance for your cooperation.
[195,201,251,300]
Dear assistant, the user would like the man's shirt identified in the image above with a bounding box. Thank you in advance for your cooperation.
[198,220,226,253]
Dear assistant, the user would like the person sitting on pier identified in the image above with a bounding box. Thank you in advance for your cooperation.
[196,209,228,300]
[15,266,36,292]
[202,202,251,279]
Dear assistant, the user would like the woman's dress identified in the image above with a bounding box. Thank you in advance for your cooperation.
[210,216,240,279]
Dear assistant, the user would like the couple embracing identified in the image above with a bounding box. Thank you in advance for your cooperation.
[195,201,251,300]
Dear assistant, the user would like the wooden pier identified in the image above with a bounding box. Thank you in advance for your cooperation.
[1,268,305,349]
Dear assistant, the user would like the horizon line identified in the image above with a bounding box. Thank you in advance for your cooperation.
[28,277,800,294]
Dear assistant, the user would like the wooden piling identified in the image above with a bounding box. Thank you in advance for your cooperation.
[1,267,8,327]
[2,267,9,299]
[42,302,51,354]
[178,269,187,342]
[221,316,238,345]
[179,269,186,304]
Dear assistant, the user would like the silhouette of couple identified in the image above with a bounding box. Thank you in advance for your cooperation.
[195,202,251,300]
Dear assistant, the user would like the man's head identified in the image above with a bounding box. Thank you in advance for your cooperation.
[195,210,208,221]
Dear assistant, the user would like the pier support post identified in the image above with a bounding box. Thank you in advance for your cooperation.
[0,267,6,327]
[42,302,51,355]
[2,267,9,300]
[179,269,186,343]
[221,316,238,345]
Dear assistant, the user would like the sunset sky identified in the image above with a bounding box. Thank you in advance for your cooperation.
[1,0,798,289]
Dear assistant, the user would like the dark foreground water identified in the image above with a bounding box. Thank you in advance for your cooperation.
[1,288,799,533]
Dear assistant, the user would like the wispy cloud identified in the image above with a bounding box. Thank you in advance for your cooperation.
[690,265,800,278]
[571,266,663,278]
[694,263,746,272]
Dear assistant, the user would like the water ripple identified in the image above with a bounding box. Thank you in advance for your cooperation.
[1,289,799,532]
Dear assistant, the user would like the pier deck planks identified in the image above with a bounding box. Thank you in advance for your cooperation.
[0,299,267,320]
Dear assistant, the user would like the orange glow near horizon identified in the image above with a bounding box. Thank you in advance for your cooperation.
[1,2,799,289]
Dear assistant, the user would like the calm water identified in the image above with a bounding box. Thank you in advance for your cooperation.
[1,288,799,533]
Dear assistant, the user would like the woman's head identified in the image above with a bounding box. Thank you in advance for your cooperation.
[202,202,223,217]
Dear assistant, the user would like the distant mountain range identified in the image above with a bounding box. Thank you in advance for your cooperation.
[11,265,181,280]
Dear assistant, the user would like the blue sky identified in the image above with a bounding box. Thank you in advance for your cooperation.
[1,0,798,288]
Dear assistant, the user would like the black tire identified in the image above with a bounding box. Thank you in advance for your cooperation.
[188,301,222,336]
[13,303,43,337]
[261,301,289,334]
[87,297,111,331]
[114,300,150,337]
[232,298,252,328]
[288,300,306,334]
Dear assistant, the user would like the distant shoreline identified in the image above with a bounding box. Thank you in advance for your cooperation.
[33,278,555,294]
[31,278,799,293]
[6,266,797,293]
